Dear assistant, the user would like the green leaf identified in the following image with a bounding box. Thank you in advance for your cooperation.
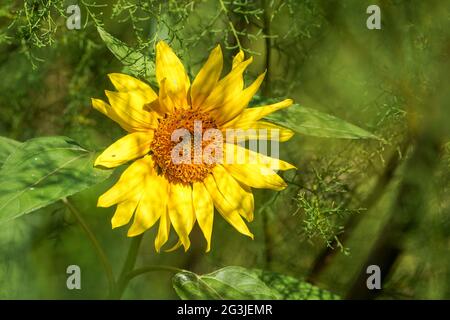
[172,266,339,300]
[0,136,21,166]
[254,269,340,300]
[97,26,155,82]
[264,103,379,139]
[0,136,112,223]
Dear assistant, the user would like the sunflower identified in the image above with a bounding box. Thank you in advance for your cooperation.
[92,41,295,252]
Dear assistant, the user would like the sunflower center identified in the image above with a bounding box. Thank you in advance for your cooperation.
[151,109,220,184]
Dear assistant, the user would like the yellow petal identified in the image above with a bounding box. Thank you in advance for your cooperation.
[191,45,223,109]
[201,57,253,113]
[211,71,266,125]
[92,98,135,132]
[106,73,167,116]
[127,174,169,237]
[108,73,158,101]
[223,99,293,128]
[97,156,154,207]
[224,163,288,191]
[212,165,254,222]
[157,78,175,114]
[203,172,254,239]
[105,90,159,130]
[253,121,294,142]
[156,41,190,108]
[223,121,294,142]
[232,50,244,69]
[165,239,183,252]
[155,210,171,252]
[167,183,195,251]
[206,71,266,126]
[237,183,254,222]
[111,195,141,229]
[192,182,214,252]
[94,131,153,168]
[223,143,296,171]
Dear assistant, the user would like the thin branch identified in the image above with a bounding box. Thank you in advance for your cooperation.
[262,0,272,96]
[62,197,115,295]
[125,265,184,283]
[219,0,243,51]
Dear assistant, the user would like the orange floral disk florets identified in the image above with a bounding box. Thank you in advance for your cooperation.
[150,109,221,184]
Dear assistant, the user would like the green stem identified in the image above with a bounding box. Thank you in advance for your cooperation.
[124,265,183,283]
[262,0,272,96]
[112,234,144,299]
[62,197,115,296]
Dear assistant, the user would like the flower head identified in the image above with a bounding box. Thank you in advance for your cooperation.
[93,41,295,252]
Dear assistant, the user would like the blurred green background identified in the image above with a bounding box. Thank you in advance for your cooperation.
[0,0,449,299]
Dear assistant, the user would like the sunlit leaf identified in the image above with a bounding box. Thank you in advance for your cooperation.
[0,136,21,166]
[97,26,155,83]
[172,266,339,300]
[264,103,379,139]
[0,136,112,223]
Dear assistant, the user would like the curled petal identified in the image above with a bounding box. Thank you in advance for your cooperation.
[155,211,171,252]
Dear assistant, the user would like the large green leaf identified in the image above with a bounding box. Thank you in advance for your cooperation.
[0,136,21,166]
[0,136,112,222]
[254,269,340,300]
[172,266,339,300]
[264,103,379,139]
[97,26,155,82]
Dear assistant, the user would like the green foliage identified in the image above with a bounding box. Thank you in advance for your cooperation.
[2,0,65,66]
[97,26,155,83]
[173,266,339,300]
[0,0,448,300]
[0,136,20,166]
[265,103,379,139]
[255,268,340,300]
[0,136,111,222]
[173,266,279,300]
